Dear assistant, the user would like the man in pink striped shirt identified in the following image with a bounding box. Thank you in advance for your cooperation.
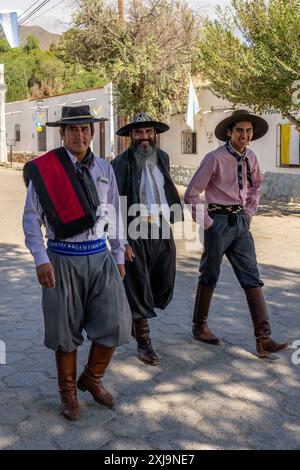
[184,110,289,358]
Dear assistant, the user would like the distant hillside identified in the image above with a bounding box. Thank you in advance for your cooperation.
[19,25,61,50]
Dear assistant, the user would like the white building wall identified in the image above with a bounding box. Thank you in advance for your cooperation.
[249,113,300,175]
[5,84,300,178]
[5,85,114,158]
[161,86,300,175]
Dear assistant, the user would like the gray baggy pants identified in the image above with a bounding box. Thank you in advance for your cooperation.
[42,249,132,352]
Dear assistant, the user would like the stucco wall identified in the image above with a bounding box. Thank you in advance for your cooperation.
[170,165,300,203]
[160,87,300,176]
[261,172,300,202]
[5,86,113,158]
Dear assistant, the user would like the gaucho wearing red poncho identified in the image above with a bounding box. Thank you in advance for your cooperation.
[23,146,100,239]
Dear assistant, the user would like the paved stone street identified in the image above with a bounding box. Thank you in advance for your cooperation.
[0,166,300,450]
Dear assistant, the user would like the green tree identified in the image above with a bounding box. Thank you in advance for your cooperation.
[0,38,10,53]
[0,46,29,101]
[23,35,40,53]
[0,34,106,102]
[60,0,201,119]
[196,0,300,125]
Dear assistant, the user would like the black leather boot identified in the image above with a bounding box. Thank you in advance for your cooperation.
[132,319,159,366]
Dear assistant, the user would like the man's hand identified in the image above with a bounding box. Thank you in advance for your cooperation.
[244,214,252,227]
[125,244,135,262]
[204,217,214,232]
[117,264,126,280]
[36,263,56,288]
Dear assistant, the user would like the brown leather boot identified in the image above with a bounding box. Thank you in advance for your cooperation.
[77,343,115,407]
[256,337,290,358]
[55,350,81,421]
[132,319,159,366]
[245,287,289,358]
[192,283,220,345]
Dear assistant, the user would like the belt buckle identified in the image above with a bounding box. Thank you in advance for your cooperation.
[141,215,154,224]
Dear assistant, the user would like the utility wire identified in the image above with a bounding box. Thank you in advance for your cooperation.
[18,0,52,26]
[18,0,51,26]
[1,0,67,44]
[0,0,48,40]
[17,0,42,22]
[0,1,49,41]
[21,0,67,26]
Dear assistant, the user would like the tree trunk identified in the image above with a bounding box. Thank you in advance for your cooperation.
[283,112,300,127]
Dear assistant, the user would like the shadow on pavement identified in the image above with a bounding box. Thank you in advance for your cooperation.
[0,243,300,450]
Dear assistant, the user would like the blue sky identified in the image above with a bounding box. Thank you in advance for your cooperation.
[2,0,231,34]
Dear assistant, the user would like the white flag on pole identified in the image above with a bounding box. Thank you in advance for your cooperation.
[186,78,200,131]
[0,11,19,48]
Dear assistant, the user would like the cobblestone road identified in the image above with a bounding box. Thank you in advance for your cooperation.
[0,166,300,450]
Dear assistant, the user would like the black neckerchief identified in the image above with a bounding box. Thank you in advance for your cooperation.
[75,149,100,218]
[224,141,253,190]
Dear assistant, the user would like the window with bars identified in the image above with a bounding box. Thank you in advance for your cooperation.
[181,131,197,154]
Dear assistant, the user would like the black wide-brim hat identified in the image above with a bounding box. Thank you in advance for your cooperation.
[215,109,269,141]
[46,105,103,127]
[116,112,169,136]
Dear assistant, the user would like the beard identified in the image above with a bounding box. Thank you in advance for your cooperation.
[131,137,157,169]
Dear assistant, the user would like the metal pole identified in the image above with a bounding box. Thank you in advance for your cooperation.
[108,82,115,159]
[99,120,105,158]
[0,64,8,164]
[118,0,124,23]
[117,0,127,154]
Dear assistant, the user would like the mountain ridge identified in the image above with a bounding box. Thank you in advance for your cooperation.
[19,25,61,50]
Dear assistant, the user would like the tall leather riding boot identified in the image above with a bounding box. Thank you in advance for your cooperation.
[77,343,115,407]
[192,282,220,344]
[132,319,159,366]
[245,287,289,357]
[55,350,81,421]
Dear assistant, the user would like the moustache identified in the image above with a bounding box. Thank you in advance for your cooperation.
[133,139,154,148]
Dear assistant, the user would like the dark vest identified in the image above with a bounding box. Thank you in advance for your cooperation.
[111,147,183,225]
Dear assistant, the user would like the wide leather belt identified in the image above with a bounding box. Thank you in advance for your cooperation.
[208,203,244,214]
[208,204,244,226]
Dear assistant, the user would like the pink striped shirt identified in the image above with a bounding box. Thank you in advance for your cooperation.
[184,145,262,229]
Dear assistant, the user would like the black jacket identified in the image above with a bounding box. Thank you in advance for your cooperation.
[111,147,183,225]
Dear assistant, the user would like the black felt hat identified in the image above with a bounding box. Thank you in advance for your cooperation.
[116,112,169,136]
[46,105,103,127]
